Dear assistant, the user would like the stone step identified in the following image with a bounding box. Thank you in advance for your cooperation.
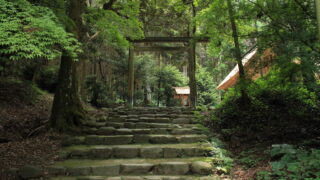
[83,122,198,130]
[48,158,213,176]
[108,109,193,115]
[60,143,212,160]
[63,135,208,146]
[102,122,198,129]
[108,114,194,119]
[107,117,195,124]
[48,175,220,180]
[90,127,201,136]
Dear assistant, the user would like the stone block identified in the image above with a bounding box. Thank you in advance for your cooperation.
[115,128,133,135]
[136,123,150,128]
[182,148,195,157]
[113,146,139,158]
[140,147,163,158]
[172,118,190,124]
[85,135,104,145]
[68,166,91,176]
[132,129,151,134]
[90,147,113,158]
[133,134,150,143]
[150,135,177,144]
[177,135,204,143]
[97,127,116,135]
[120,163,153,174]
[70,149,88,158]
[124,122,135,128]
[104,135,133,145]
[91,165,120,176]
[163,148,181,158]
[150,124,170,128]
[151,129,168,134]
[190,161,212,175]
[154,162,189,175]
[122,177,144,180]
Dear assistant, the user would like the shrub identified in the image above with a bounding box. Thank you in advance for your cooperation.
[257,144,320,180]
[84,75,109,107]
[196,65,219,107]
[211,69,320,143]
[0,78,42,105]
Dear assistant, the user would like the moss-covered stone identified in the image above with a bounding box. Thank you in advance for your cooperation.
[113,146,139,158]
[154,162,190,175]
[191,161,213,175]
[140,147,163,158]
[91,165,120,176]
[120,163,153,174]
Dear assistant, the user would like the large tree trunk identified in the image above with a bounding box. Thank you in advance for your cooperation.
[50,0,86,132]
[50,55,85,132]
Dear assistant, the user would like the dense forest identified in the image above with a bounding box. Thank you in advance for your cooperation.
[0,0,319,179]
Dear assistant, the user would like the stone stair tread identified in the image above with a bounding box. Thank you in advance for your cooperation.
[48,175,220,180]
[63,135,208,146]
[93,127,201,135]
[53,157,212,168]
[60,142,211,159]
[50,158,214,176]
[80,134,207,139]
[102,122,198,129]
[63,143,211,151]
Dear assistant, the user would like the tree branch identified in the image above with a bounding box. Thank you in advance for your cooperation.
[87,31,100,41]
[293,0,315,19]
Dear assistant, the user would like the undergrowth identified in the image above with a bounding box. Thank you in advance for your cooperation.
[257,144,320,180]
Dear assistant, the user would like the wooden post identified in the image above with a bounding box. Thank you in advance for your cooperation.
[316,0,320,39]
[188,40,197,108]
[127,45,134,108]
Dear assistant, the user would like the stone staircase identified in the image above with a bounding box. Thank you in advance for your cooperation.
[47,107,219,180]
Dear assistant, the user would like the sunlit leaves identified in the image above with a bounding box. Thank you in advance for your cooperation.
[85,0,143,48]
[0,0,81,60]
[196,0,257,57]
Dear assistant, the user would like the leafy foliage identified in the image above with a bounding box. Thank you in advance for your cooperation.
[196,0,256,57]
[211,67,320,143]
[85,0,143,47]
[209,137,234,174]
[0,0,81,60]
[154,65,188,106]
[258,145,320,180]
[196,64,219,107]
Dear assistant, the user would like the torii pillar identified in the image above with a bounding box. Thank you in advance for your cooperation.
[127,45,134,108]
[188,40,197,108]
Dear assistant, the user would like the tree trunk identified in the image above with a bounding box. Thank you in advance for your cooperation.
[50,55,85,132]
[226,0,245,78]
[226,0,249,102]
[157,53,162,107]
[50,0,86,132]
[188,1,197,108]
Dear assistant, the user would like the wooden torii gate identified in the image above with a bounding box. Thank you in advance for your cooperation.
[127,37,209,108]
